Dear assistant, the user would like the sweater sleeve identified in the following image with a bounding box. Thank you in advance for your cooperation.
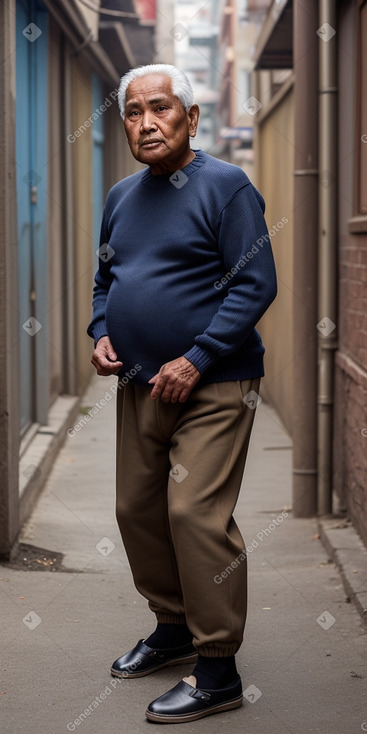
[86,200,113,346]
[184,182,277,373]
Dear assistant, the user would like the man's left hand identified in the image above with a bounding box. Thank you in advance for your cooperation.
[148,357,201,403]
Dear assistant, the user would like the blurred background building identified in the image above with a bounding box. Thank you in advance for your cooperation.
[0,0,155,556]
[173,0,268,179]
[173,0,221,152]
[1,0,367,558]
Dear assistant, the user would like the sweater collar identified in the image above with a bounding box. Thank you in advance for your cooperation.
[140,149,206,187]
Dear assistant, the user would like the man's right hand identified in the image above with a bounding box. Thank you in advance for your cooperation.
[91,336,123,376]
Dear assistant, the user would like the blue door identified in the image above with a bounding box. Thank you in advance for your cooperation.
[16,0,48,432]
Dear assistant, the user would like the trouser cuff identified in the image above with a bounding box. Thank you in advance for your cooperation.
[155,612,187,624]
[196,644,240,657]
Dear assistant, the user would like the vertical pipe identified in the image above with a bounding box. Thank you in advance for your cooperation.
[292,0,319,516]
[317,0,338,515]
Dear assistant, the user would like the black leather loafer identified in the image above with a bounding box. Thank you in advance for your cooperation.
[145,675,243,723]
[110,639,197,678]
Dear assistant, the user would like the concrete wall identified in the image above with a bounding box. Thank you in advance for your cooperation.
[255,86,295,434]
[48,16,65,403]
[104,104,143,193]
[69,66,142,396]
[70,55,95,395]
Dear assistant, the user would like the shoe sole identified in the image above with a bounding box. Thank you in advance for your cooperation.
[110,651,198,679]
[145,694,243,723]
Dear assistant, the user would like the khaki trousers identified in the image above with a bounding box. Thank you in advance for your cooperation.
[115,377,260,658]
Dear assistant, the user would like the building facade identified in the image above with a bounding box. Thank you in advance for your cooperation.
[173,0,222,153]
[216,0,270,178]
[252,0,367,545]
[0,0,154,557]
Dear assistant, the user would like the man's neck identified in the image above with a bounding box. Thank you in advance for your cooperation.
[149,149,196,176]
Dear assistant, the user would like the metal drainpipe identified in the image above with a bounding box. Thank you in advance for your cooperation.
[317,0,338,515]
[292,0,319,517]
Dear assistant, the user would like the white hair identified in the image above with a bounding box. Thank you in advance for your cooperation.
[117,64,194,119]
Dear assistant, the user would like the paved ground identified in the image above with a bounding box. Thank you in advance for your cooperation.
[1,374,367,734]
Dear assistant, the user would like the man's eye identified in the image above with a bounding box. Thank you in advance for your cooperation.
[128,110,140,117]
[156,106,167,112]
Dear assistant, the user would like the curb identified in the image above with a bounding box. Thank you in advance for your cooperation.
[17,395,80,543]
[318,516,367,625]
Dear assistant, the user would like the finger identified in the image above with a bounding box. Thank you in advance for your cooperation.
[100,354,122,368]
[91,356,122,375]
[159,379,177,403]
[150,384,162,399]
[177,377,199,403]
[99,352,121,365]
[167,384,184,403]
[106,353,121,365]
[150,376,166,399]
[177,388,190,403]
[95,364,113,376]
[160,391,173,403]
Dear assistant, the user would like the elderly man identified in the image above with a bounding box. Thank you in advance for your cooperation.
[87,63,277,724]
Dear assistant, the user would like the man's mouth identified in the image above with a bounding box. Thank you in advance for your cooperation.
[140,140,164,148]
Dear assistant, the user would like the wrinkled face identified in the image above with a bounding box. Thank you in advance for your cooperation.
[123,73,198,171]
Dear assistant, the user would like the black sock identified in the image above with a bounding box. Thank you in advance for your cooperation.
[190,654,238,690]
[144,622,193,649]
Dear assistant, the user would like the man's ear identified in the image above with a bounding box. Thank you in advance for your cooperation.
[188,104,200,138]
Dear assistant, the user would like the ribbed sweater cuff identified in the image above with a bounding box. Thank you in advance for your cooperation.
[184,344,218,373]
[91,320,109,346]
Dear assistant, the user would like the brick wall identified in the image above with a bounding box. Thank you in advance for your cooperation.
[334,232,367,546]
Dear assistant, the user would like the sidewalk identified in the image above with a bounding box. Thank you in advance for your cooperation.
[1,374,367,734]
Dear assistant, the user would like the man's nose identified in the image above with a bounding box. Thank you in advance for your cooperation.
[140,111,157,132]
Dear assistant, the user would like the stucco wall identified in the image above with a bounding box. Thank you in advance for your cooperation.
[71,55,95,394]
[255,86,295,434]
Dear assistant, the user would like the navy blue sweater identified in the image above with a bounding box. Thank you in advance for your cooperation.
[87,150,277,385]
